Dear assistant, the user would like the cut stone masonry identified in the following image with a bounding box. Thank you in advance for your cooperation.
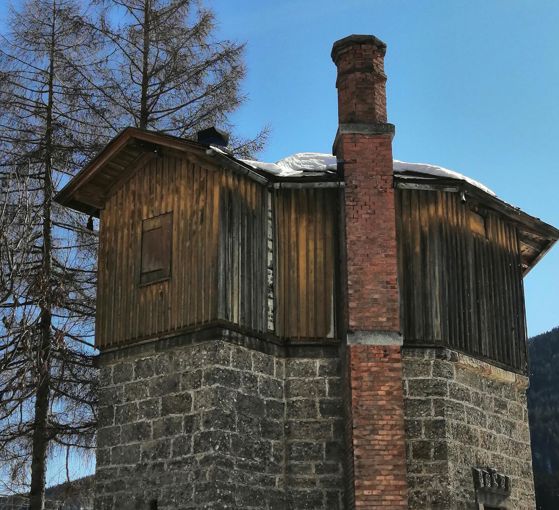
[403,347,535,509]
[95,339,345,510]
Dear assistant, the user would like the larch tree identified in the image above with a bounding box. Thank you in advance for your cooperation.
[0,155,39,496]
[0,0,267,507]
[87,0,268,156]
[0,1,101,508]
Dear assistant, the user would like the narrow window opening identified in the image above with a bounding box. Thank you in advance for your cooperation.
[470,209,487,238]
[140,212,172,286]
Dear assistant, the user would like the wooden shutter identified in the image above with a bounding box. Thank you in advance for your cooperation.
[140,212,172,285]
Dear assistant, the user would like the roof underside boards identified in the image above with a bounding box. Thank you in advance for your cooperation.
[54,128,339,217]
[54,128,558,274]
[394,176,558,275]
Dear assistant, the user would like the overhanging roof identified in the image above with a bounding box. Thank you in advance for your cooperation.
[54,128,340,218]
[55,128,262,217]
[55,127,558,275]
[394,174,559,275]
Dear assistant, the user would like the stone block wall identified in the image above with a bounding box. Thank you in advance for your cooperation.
[402,347,535,510]
[95,339,344,510]
[284,356,345,509]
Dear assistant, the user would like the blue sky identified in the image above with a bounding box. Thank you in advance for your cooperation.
[0,1,555,336]
[0,0,558,488]
[205,0,559,337]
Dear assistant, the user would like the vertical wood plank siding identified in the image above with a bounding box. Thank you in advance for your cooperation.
[96,154,268,349]
[396,188,528,372]
[217,171,268,332]
[273,188,338,340]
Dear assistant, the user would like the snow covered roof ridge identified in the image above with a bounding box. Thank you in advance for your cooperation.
[241,152,495,196]
[393,160,495,196]
[242,152,338,177]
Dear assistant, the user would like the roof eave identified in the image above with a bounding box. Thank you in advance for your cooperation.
[55,128,345,217]
[54,128,217,213]
[55,127,138,209]
[394,174,559,274]
[395,174,559,235]
[522,238,557,276]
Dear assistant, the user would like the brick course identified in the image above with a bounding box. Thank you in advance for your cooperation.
[347,345,408,509]
[333,35,409,510]
[336,134,399,333]
[331,35,388,125]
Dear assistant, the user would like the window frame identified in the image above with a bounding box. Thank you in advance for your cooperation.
[139,211,173,286]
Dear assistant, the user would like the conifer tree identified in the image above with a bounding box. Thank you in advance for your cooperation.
[87,0,267,156]
[0,1,99,507]
[0,2,266,507]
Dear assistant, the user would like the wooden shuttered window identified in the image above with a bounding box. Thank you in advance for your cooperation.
[140,212,172,285]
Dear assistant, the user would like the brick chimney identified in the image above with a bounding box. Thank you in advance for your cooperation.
[332,35,409,509]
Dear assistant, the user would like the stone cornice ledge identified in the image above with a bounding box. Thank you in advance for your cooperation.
[454,351,529,389]
[333,123,395,154]
[403,347,529,388]
[96,323,341,364]
[347,330,403,346]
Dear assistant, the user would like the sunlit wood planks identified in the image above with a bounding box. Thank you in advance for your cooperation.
[397,187,528,372]
[273,188,338,340]
[97,154,221,348]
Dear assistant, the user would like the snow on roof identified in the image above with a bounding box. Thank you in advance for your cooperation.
[241,152,495,196]
[242,152,338,177]
[393,160,495,196]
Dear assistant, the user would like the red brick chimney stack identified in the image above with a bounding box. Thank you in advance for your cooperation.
[332,35,409,509]
[332,34,388,126]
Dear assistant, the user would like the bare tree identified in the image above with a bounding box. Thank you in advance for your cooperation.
[0,1,267,507]
[0,160,39,496]
[0,1,100,508]
[87,0,268,156]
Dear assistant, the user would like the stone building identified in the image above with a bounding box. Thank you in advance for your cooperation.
[55,35,558,509]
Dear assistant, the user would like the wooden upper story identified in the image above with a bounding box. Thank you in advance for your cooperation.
[56,128,558,374]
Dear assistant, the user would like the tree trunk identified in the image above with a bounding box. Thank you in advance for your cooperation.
[139,0,151,129]
[28,2,56,508]
[28,315,51,510]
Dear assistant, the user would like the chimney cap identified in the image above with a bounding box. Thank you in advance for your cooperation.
[331,34,387,63]
[196,126,229,147]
